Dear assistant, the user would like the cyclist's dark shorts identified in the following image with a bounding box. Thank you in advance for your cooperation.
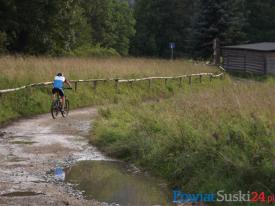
[52,88,64,97]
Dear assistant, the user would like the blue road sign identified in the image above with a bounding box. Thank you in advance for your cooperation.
[169,42,176,49]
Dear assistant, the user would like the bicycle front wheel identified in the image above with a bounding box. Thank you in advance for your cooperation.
[61,99,70,118]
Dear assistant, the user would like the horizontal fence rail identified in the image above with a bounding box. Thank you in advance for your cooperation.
[0,72,224,94]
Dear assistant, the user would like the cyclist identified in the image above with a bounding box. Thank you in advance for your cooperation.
[52,73,71,112]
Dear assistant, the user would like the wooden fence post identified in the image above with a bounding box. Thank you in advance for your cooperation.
[179,77,183,87]
[28,87,33,96]
[74,82,78,91]
[165,79,168,86]
[209,74,213,82]
[130,81,133,88]
[115,79,119,93]
[93,80,97,90]
[47,87,51,95]
[148,79,151,89]
[199,75,202,83]
[189,76,192,85]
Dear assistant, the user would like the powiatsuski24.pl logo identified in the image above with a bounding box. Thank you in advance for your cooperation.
[173,190,275,204]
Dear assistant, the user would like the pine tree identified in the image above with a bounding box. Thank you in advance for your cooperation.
[190,0,246,58]
[244,0,275,42]
[131,0,193,57]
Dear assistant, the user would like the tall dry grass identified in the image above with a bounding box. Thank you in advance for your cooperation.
[0,56,220,123]
[172,78,275,121]
[0,56,216,88]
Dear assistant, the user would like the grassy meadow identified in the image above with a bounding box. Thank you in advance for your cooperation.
[0,56,217,124]
[92,76,275,205]
[1,56,274,205]
[0,56,216,88]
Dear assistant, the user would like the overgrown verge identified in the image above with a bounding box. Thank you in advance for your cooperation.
[91,76,275,205]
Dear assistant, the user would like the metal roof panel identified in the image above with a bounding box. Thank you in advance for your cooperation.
[223,42,275,52]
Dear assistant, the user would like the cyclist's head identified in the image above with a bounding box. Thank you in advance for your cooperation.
[57,73,63,77]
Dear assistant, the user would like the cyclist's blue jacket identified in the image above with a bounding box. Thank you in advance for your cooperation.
[53,76,66,89]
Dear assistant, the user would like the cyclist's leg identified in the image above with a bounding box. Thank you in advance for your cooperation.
[61,96,65,111]
[52,88,56,102]
[58,89,65,111]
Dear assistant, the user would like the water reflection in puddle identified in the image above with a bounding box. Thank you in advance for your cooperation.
[65,161,171,206]
[55,167,65,181]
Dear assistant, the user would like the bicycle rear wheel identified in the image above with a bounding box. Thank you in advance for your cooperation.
[51,100,60,119]
[61,99,69,117]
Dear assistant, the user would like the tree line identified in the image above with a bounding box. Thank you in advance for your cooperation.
[0,0,275,58]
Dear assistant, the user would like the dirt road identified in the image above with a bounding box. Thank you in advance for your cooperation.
[0,108,110,206]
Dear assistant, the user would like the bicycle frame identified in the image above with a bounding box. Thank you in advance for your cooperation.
[50,87,71,119]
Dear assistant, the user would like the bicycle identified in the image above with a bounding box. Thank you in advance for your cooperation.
[50,88,72,119]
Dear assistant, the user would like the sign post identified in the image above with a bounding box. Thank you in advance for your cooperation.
[169,42,175,60]
[213,38,220,65]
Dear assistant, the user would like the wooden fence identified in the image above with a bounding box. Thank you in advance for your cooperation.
[0,72,224,95]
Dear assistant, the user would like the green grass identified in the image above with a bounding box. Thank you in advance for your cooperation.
[91,75,275,206]
[0,56,216,124]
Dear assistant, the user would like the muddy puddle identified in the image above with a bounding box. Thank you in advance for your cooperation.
[1,191,43,197]
[64,160,171,206]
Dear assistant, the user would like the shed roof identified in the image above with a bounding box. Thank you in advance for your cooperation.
[223,42,275,52]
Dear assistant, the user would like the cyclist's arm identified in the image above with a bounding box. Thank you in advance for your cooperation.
[65,79,72,88]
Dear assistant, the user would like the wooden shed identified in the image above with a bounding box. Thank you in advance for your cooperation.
[221,42,275,74]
